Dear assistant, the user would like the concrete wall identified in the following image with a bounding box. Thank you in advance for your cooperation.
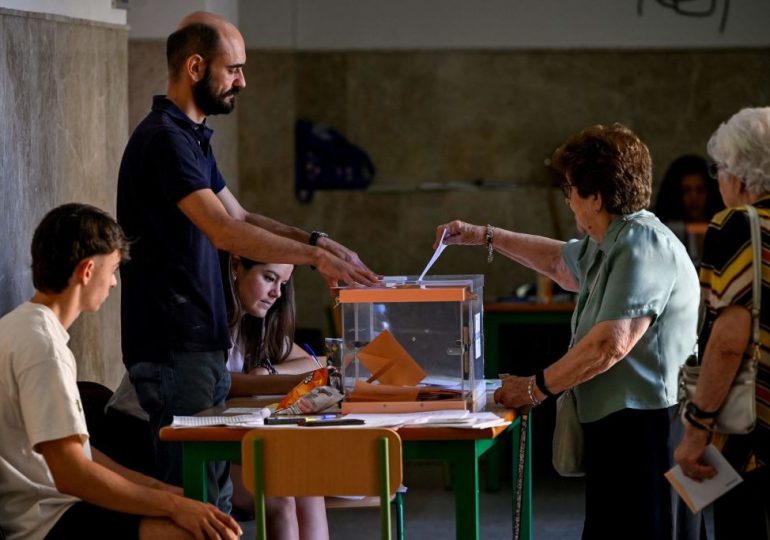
[124,2,770,336]
[236,48,770,334]
[0,8,128,387]
[239,0,770,49]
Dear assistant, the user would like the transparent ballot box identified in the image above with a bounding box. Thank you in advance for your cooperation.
[336,275,485,412]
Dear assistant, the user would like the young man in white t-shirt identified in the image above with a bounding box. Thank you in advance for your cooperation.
[0,203,241,540]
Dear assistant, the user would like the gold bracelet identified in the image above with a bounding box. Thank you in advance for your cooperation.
[527,376,542,407]
[486,224,494,263]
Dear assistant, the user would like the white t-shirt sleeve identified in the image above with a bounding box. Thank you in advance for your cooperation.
[16,326,88,451]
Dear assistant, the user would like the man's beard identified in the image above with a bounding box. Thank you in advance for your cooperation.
[193,67,238,116]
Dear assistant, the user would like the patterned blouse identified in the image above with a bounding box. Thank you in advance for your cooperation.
[698,196,770,433]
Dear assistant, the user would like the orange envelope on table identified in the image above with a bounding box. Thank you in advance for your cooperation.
[357,330,427,386]
[351,380,420,402]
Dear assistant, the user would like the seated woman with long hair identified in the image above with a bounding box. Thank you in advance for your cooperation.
[224,253,319,392]
[222,253,329,540]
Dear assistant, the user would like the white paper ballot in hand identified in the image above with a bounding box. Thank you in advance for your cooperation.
[418,228,448,282]
[665,444,743,513]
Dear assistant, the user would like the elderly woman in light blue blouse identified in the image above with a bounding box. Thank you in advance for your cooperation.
[435,123,700,540]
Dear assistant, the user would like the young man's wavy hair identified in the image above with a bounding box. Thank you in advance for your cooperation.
[31,203,130,293]
[220,252,296,373]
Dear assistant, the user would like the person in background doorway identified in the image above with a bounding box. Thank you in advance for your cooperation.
[654,154,724,264]
[654,154,724,225]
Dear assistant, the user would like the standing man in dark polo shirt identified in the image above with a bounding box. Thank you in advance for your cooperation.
[117,12,377,512]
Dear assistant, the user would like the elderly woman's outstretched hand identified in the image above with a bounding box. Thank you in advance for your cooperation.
[493,375,533,413]
[434,220,485,249]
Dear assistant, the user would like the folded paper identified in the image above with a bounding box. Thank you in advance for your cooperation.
[357,330,427,386]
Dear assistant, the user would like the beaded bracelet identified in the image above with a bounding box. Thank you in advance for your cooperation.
[527,376,542,407]
[486,224,495,263]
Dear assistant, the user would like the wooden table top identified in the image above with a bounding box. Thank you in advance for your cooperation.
[160,397,516,443]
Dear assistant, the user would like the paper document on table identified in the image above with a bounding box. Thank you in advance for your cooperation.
[170,410,270,429]
[417,228,448,282]
[665,444,743,513]
[224,407,273,415]
[344,410,509,429]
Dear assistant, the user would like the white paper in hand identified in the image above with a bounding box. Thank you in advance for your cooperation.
[418,228,448,282]
[665,444,743,513]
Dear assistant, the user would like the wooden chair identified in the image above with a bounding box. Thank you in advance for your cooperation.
[242,428,402,540]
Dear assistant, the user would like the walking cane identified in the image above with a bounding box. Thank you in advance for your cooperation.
[512,412,528,540]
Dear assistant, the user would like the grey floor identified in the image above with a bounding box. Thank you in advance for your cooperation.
[326,460,585,540]
[243,459,714,539]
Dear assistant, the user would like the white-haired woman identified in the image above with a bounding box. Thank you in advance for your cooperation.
[675,107,770,539]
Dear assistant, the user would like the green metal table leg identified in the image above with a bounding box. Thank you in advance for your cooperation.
[452,443,482,539]
[181,441,241,501]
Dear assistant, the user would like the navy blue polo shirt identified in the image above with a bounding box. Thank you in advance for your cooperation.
[117,95,230,367]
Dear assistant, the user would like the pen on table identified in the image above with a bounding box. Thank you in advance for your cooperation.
[302,343,324,368]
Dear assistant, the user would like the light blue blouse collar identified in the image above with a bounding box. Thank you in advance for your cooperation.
[598,209,653,253]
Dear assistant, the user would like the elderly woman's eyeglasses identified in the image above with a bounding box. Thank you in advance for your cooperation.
[560,182,573,199]
[708,162,724,179]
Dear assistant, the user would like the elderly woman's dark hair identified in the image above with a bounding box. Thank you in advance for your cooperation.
[552,123,652,215]
[220,252,296,373]
[653,154,724,223]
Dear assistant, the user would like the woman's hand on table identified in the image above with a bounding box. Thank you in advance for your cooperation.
[493,375,534,413]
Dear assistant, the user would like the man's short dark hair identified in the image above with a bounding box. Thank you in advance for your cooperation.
[166,23,221,79]
[31,203,130,293]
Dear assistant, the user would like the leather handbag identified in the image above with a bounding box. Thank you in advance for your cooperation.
[678,205,761,434]
[551,246,611,478]
[552,388,585,476]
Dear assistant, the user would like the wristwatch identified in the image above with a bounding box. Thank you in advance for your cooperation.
[309,231,329,246]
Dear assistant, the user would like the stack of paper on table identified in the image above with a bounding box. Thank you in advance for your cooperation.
[343,410,509,430]
[170,408,270,428]
[665,444,743,513]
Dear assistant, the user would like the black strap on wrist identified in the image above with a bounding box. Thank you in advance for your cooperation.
[535,370,556,399]
[309,231,328,246]
[684,409,714,442]
[686,400,719,420]
[309,231,328,270]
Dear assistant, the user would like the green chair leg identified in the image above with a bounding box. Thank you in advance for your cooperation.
[379,437,392,540]
[252,439,267,540]
[394,491,405,540]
